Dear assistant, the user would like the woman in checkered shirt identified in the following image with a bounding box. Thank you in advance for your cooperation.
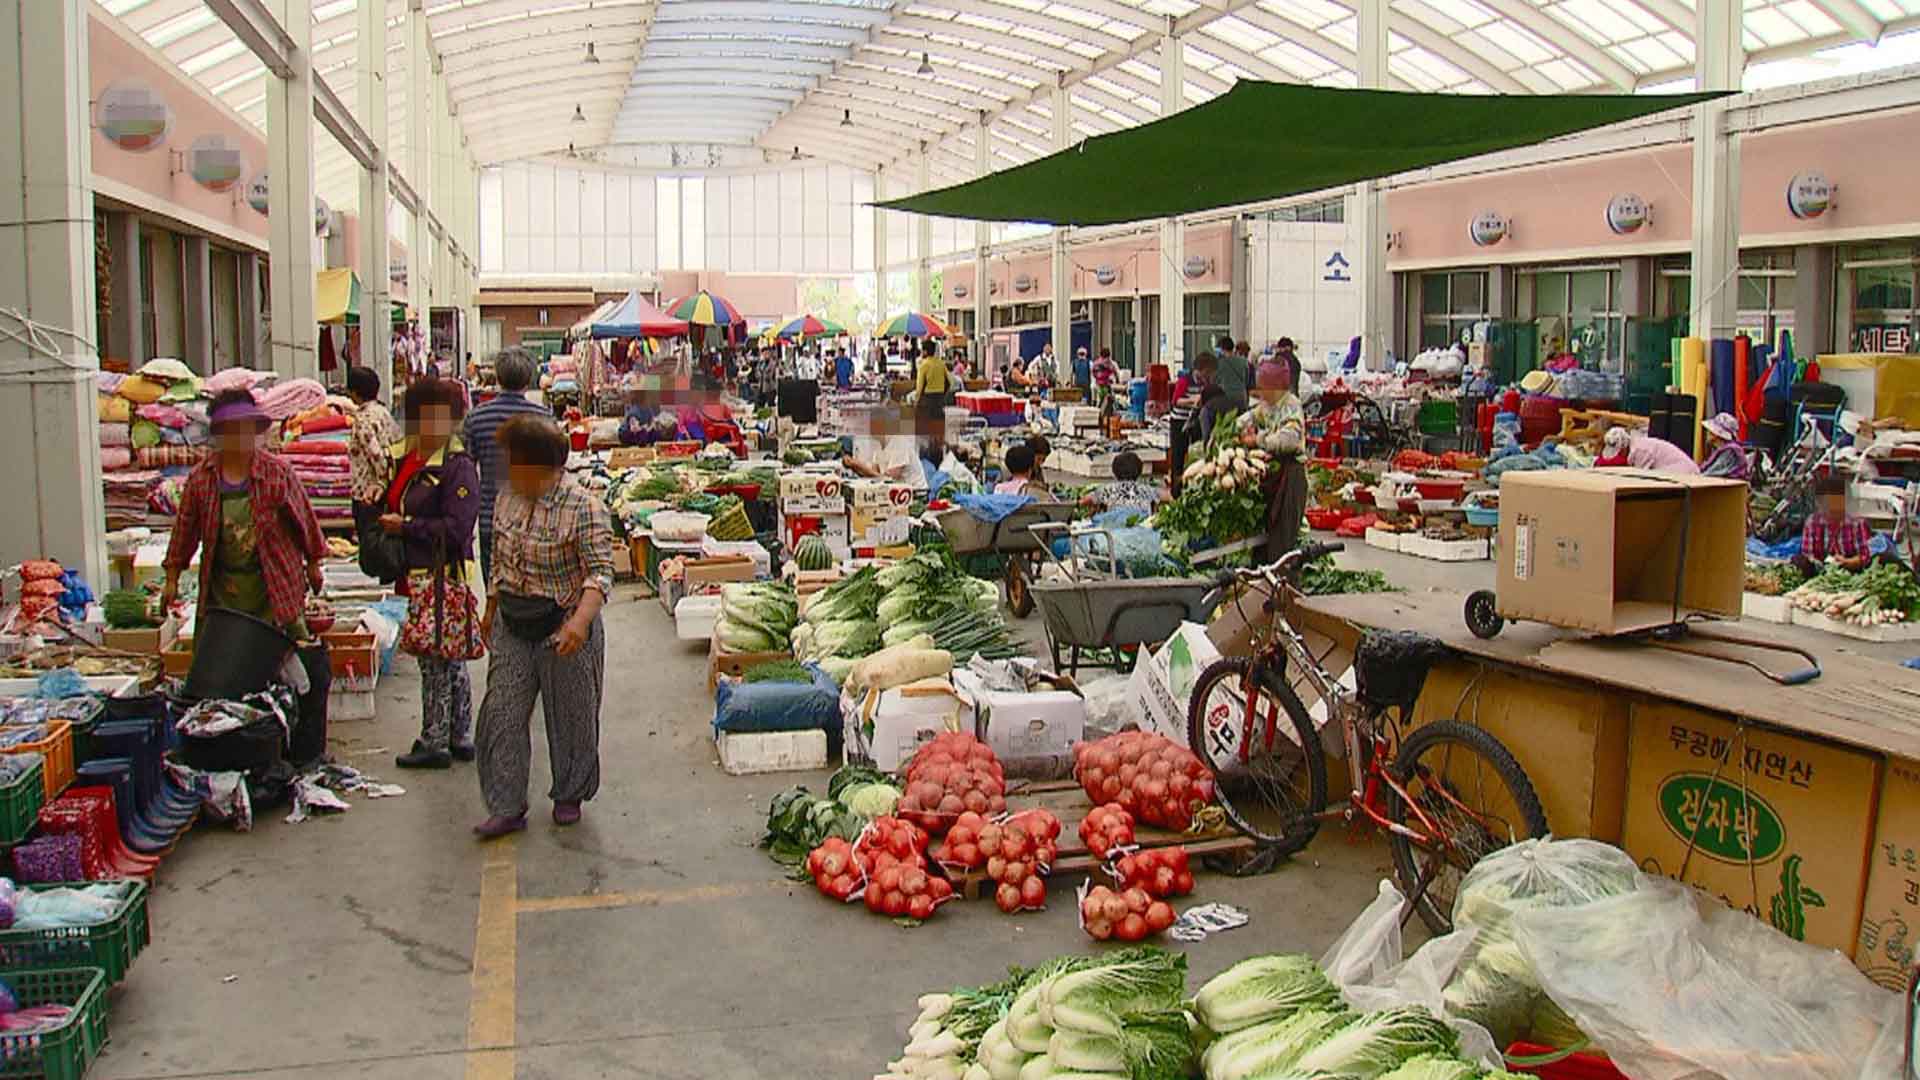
[471,416,617,838]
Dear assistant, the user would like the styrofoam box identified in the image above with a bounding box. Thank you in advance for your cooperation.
[0,675,140,698]
[1790,608,1920,642]
[1403,535,1489,562]
[675,595,723,641]
[716,728,829,776]
[1364,527,1402,553]
[1741,592,1793,624]
[330,686,378,722]
[974,686,1085,774]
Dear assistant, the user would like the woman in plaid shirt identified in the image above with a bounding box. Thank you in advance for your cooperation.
[161,390,327,635]
[471,416,617,837]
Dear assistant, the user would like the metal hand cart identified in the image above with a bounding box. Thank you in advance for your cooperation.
[1026,522,1219,676]
[934,501,1078,617]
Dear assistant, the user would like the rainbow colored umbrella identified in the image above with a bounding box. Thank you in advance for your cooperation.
[775,313,848,341]
[667,289,744,328]
[876,311,950,338]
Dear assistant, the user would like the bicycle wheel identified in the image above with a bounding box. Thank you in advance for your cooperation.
[1385,719,1548,935]
[1186,657,1327,855]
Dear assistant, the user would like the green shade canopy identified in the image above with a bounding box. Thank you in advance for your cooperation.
[874,83,1729,227]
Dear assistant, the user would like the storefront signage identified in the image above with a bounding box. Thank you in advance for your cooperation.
[1182,255,1211,280]
[1856,324,1914,353]
[1322,251,1350,283]
[1093,264,1118,285]
[1605,193,1648,235]
[1657,773,1785,864]
[951,282,970,299]
[94,80,173,153]
[1012,273,1034,293]
[187,134,246,193]
[1468,210,1507,247]
[245,171,269,214]
[1787,171,1832,220]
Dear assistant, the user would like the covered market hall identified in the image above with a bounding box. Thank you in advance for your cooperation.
[4,0,1920,1076]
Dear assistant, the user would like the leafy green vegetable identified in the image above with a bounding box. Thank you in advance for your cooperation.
[758,787,863,874]
[715,618,778,653]
[103,589,157,630]
[827,764,888,800]
[1048,1010,1193,1080]
[1200,1007,1354,1080]
[1192,954,1341,1034]
[1043,947,1188,1037]
[1376,1054,1478,1080]
[1289,1006,1457,1077]
[741,659,812,684]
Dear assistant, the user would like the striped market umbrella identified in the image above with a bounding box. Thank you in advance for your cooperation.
[667,289,744,328]
[775,313,848,341]
[875,311,950,338]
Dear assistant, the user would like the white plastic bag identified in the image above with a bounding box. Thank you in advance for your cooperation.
[1319,880,1499,1067]
[1514,875,1903,1080]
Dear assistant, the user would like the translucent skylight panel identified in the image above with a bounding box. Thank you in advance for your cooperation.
[1534,56,1593,86]
[1259,0,1350,28]
[1618,34,1685,67]
[1743,5,1808,44]
[1393,50,1451,88]
[181,38,249,76]
[1554,0,1645,41]
[1318,15,1358,48]
[1140,0,1202,14]
[1395,0,1465,36]
[1397,44,1473,86]
[1047,5,1114,29]
[1264,40,1340,77]
[1118,57,1162,82]
[1415,0,1498,31]
[1778,0,1844,32]
[1476,19,1556,63]
[1208,15,1284,49]
[1006,22,1072,49]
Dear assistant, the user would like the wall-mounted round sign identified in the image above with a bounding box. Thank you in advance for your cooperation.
[1182,255,1211,279]
[1468,210,1507,247]
[1605,193,1648,235]
[1013,273,1034,293]
[1786,171,1832,220]
[94,80,174,153]
[1093,264,1118,286]
[187,134,246,193]
[245,171,269,214]
[951,282,970,299]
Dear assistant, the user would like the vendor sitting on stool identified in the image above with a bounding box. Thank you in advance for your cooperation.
[994,444,1043,497]
[1700,413,1751,480]
[1081,451,1160,516]
[1795,471,1895,576]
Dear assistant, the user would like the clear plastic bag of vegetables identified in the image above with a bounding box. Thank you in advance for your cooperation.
[1513,874,1904,1080]
[1438,838,1640,1050]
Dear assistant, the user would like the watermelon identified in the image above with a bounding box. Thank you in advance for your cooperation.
[794,534,835,571]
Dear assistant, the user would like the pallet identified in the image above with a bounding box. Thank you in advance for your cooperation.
[936,779,1253,899]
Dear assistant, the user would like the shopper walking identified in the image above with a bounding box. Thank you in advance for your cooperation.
[914,340,953,418]
[386,378,484,770]
[461,348,548,581]
[161,389,327,636]
[473,416,616,837]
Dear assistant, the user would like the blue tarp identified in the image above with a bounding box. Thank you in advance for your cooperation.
[714,664,842,742]
[951,492,1034,523]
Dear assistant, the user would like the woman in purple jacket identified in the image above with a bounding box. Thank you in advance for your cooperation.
[382,377,485,770]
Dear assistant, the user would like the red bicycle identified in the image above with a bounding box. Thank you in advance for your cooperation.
[1187,543,1548,932]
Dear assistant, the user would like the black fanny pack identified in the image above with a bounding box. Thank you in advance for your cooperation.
[497,591,568,642]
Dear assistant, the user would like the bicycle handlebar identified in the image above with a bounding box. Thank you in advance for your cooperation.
[1213,541,1347,590]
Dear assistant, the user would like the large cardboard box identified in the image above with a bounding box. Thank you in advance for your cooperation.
[1622,701,1879,955]
[779,470,844,514]
[1856,756,1920,991]
[1126,622,1220,749]
[1496,469,1747,635]
[849,478,915,513]
[1409,663,1629,842]
[101,613,181,656]
[843,679,968,771]
[852,506,912,547]
[958,674,1086,778]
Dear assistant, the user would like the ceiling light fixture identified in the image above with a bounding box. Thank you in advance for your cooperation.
[585,40,600,63]
[792,146,803,161]
[566,142,577,157]
[572,104,586,123]
[917,52,934,75]
[840,108,853,127]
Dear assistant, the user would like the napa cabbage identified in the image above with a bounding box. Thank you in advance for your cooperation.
[1288,1006,1457,1078]
[1192,953,1341,1033]
[1200,1008,1354,1080]
[1375,1054,1479,1080]
[1043,947,1188,1037]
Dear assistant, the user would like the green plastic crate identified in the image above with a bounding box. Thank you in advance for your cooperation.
[0,966,108,1080]
[0,762,43,848]
[0,882,148,984]
[1416,399,1458,435]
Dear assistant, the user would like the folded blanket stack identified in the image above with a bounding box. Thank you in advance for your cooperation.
[275,405,355,524]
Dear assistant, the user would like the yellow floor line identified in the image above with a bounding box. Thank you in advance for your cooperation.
[516,879,781,914]
[465,836,520,1080]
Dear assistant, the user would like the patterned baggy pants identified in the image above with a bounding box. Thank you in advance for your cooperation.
[475,616,605,816]
[418,657,472,753]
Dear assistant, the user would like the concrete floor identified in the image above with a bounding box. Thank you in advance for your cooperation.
[88,544,1915,1079]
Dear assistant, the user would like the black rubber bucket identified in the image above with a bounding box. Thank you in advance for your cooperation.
[182,608,294,702]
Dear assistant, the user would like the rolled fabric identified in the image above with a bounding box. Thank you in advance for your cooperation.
[99,447,134,471]
[136,402,190,429]
[279,441,349,456]
[1708,337,1736,417]
[98,423,131,448]
[258,377,327,420]
[203,367,264,394]
[1733,335,1750,434]
[298,412,351,435]
[1668,337,1684,393]
[137,445,206,469]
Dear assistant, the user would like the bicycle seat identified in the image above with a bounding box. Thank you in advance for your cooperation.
[1354,630,1452,712]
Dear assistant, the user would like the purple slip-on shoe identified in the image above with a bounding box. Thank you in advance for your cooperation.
[473,814,527,839]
